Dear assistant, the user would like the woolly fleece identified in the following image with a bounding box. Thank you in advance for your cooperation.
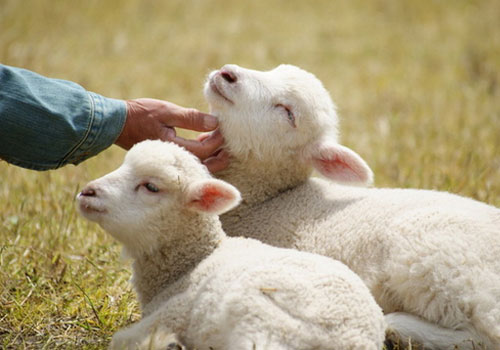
[77,140,386,350]
[205,64,500,350]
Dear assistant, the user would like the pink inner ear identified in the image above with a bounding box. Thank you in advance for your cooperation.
[192,184,231,211]
[310,143,373,185]
[316,157,361,182]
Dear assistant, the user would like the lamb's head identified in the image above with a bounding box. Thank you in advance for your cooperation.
[204,64,373,185]
[77,140,240,254]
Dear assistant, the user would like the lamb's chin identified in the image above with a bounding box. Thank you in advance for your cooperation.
[77,202,106,222]
[206,93,237,115]
[204,90,226,110]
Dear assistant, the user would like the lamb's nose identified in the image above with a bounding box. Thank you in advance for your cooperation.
[220,69,237,83]
[80,186,97,197]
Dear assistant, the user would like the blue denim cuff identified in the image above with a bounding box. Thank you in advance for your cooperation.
[0,64,127,170]
[63,93,126,166]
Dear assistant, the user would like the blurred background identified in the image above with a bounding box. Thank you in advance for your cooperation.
[1,0,499,348]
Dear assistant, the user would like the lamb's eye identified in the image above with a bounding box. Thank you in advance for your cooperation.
[144,183,159,193]
[276,104,296,128]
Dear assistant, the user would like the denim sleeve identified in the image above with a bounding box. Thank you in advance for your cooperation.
[0,65,126,170]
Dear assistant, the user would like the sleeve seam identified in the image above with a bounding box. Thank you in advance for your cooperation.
[112,100,127,144]
[57,92,96,167]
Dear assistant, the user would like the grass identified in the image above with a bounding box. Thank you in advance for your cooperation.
[1,0,499,348]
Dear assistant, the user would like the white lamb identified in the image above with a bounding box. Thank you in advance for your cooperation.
[77,140,386,350]
[205,64,500,350]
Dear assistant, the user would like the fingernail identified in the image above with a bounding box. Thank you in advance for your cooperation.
[204,116,218,130]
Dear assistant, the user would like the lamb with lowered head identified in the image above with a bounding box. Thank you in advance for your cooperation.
[205,63,500,350]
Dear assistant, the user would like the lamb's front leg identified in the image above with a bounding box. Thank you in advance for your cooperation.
[109,312,187,350]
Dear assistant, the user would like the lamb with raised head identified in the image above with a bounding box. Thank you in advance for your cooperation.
[77,140,386,350]
[205,64,500,350]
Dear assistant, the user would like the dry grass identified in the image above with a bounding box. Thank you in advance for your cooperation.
[1,0,499,348]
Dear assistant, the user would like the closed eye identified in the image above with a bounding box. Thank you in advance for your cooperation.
[276,104,296,128]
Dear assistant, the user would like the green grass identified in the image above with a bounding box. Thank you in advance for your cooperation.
[1,0,499,348]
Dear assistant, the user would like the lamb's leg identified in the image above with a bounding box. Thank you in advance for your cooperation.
[109,313,186,350]
[385,228,500,350]
[385,312,481,350]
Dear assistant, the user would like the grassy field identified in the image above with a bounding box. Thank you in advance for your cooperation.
[1,0,499,348]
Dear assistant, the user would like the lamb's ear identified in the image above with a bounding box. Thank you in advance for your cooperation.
[303,141,374,186]
[185,179,241,215]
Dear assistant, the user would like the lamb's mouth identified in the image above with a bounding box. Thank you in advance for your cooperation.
[81,205,105,214]
[77,197,107,215]
[210,79,233,104]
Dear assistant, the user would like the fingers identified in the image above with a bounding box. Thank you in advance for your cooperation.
[203,150,230,173]
[117,99,222,158]
[164,106,219,132]
[196,132,212,142]
[165,128,229,172]
[166,128,224,160]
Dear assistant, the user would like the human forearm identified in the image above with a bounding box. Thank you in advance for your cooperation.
[0,65,126,170]
[0,65,229,172]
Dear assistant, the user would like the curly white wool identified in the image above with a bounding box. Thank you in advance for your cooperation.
[77,140,386,350]
[206,64,500,350]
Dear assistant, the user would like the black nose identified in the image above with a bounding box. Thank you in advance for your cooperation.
[80,187,96,197]
[220,69,237,83]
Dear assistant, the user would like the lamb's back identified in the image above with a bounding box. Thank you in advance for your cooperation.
[221,177,500,290]
[184,237,385,350]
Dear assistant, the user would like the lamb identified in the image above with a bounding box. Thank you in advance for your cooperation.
[76,140,386,350]
[205,64,500,350]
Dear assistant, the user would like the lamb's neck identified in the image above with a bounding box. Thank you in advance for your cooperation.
[217,155,311,216]
[130,214,225,309]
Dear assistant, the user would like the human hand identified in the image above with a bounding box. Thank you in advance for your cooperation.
[116,98,229,173]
